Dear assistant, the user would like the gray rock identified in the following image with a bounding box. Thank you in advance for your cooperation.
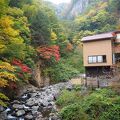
[41,100,49,107]
[0,111,7,120]
[0,106,4,112]
[16,110,25,116]
[49,113,60,120]
[35,112,43,120]
[32,110,38,115]
[66,84,73,91]
[25,114,33,120]
[32,106,39,111]
[26,100,36,107]
[6,82,73,119]
[23,105,29,109]
[21,94,28,99]
[31,93,37,97]
[47,95,54,101]
[5,107,11,112]
[13,104,24,109]
[7,114,17,120]
[12,100,20,104]
[23,105,30,112]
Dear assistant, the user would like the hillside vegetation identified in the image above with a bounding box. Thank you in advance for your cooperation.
[0,1,120,118]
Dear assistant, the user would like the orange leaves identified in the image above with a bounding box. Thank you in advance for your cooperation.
[37,45,60,61]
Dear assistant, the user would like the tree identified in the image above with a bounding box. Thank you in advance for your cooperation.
[0,61,17,106]
[0,0,8,17]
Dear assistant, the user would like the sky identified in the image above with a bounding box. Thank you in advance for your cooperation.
[45,0,71,4]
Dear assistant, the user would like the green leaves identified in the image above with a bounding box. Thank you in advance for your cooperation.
[0,93,9,107]
[59,89,120,120]
[43,58,79,83]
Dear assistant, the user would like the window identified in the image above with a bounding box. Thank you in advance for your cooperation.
[92,56,97,63]
[98,56,103,62]
[88,56,92,63]
[88,55,106,64]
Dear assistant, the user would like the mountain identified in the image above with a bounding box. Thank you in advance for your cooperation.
[64,0,89,19]
[55,3,67,19]
[55,0,107,19]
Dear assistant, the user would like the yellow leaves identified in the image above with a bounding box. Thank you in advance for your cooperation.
[0,16,20,37]
[0,61,17,106]
[98,2,108,10]
[0,93,9,107]
[51,31,57,41]
[0,61,17,86]
[7,7,24,18]
[75,16,86,24]
[0,16,13,28]
[0,44,6,53]
[3,27,19,37]
[0,78,8,87]
[0,72,17,81]
[86,9,96,17]
[0,61,15,72]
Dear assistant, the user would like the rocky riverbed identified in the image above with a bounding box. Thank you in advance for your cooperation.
[0,82,73,120]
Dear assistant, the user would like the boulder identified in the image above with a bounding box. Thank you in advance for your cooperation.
[25,114,33,120]
[32,106,39,111]
[7,114,17,120]
[0,106,4,112]
[26,99,35,107]
[0,111,7,120]
[12,100,20,104]
[16,110,25,117]
[13,104,24,109]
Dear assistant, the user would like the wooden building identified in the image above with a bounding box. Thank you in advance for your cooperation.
[82,31,120,77]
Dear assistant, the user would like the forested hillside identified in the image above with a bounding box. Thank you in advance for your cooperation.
[0,0,120,120]
[59,0,120,44]
[0,0,83,107]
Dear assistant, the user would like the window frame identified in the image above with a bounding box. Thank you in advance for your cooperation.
[88,55,107,64]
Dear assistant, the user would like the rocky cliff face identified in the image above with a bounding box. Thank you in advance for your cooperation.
[56,0,107,19]
[56,0,90,19]
[65,0,89,19]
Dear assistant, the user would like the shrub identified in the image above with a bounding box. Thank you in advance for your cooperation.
[81,89,120,120]
[12,58,32,81]
[73,85,82,91]
[99,105,120,120]
[44,59,79,83]
[56,90,81,108]
[60,104,89,120]
[58,88,120,120]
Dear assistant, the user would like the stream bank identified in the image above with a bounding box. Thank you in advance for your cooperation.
[0,82,73,120]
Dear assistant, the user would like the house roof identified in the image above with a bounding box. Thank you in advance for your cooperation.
[81,32,115,42]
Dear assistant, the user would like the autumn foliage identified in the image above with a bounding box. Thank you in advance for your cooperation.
[37,45,60,61]
[12,59,32,80]
[0,61,17,106]
[12,59,31,73]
